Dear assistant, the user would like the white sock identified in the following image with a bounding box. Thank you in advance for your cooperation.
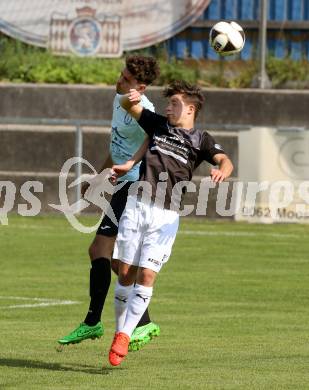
[122,284,153,337]
[114,281,133,332]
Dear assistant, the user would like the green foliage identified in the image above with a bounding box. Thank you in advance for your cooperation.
[0,36,123,84]
[158,58,198,84]
[266,56,309,88]
[1,35,309,88]
[228,61,259,88]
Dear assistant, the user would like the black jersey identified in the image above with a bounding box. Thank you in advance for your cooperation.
[137,108,225,209]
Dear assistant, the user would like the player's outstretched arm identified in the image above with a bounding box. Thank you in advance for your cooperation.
[211,154,233,183]
[111,136,150,180]
[120,89,144,121]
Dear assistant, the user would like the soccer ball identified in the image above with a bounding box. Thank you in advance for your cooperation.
[209,21,245,56]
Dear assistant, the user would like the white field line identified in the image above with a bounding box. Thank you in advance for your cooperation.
[3,224,299,238]
[4,301,79,309]
[179,230,298,238]
[3,224,86,231]
[0,296,80,309]
[3,224,77,232]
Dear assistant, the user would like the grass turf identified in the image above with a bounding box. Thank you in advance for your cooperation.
[0,215,309,389]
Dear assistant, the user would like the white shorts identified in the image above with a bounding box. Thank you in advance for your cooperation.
[113,196,179,273]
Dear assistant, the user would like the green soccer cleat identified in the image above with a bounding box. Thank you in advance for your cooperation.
[57,322,104,347]
[128,322,160,352]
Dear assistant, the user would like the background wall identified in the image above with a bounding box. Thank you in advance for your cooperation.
[1,84,309,126]
[1,84,308,217]
[166,0,309,59]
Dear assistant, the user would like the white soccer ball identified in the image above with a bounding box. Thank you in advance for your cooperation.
[209,21,245,56]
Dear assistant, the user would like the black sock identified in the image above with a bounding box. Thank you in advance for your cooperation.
[84,257,111,326]
[136,307,151,327]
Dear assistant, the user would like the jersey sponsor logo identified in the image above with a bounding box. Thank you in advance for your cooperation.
[154,135,190,155]
[150,145,188,164]
[168,134,185,144]
[156,135,189,151]
[151,134,191,164]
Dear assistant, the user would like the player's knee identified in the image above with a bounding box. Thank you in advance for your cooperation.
[88,240,105,261]
[118,272,132,286]
[118,265,136,286]
[88,243,94,259]
[88,235,115,261]
[137,269,156,287]
[88,242,97,260]
[111,259,119,275]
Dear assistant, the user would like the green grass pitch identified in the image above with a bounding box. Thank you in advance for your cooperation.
[1,215,309,389]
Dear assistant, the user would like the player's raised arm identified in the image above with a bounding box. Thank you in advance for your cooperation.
[120,89,144,121]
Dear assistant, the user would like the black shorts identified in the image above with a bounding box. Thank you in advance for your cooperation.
[96,181,134,237]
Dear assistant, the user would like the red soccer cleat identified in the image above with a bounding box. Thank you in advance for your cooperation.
[109,332,130,366]
[109,351,124,366]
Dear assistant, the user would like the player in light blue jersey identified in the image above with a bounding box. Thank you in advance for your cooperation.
[58,56,160,351]
[110,91,154,182]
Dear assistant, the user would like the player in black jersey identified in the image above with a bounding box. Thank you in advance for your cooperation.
[57,55,160,352]
[108,80,233,366]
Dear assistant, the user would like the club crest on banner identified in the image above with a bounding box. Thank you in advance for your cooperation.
[49,6,122,57]
[0,0,211,58]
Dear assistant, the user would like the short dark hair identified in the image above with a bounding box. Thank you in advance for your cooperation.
[125,55,160,85]
[163,80,205,119]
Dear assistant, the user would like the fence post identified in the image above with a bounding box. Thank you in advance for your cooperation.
[259,0,268,88]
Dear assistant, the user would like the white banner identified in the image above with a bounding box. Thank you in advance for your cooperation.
[236,127,309,223]
[0,0,210,57]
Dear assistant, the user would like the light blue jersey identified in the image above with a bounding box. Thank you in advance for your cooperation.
[110,93,155,182]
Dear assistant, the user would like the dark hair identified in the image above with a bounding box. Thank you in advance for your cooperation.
[163,80,205,119]
[125,55,160,85]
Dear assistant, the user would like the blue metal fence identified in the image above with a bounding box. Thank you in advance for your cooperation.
[166,0,309,60]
